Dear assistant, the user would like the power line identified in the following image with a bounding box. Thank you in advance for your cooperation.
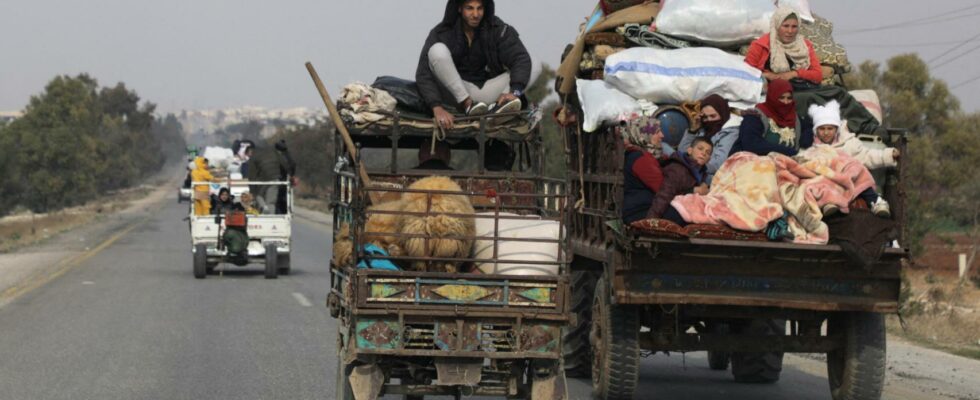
[952,73,980,89]
[928,31,980,64]
[843,39,979,48]
[839,5,980,34]
[931,41,980,70]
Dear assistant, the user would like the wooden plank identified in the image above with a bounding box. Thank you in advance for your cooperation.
[614,291,898,313]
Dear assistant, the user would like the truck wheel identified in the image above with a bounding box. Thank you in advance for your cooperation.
[731,319,784,383]
[827,312,886,400]
[707,323,731,371]
[591,277,639,400]
[278,253,291,275]
[264,244,278,279]
[193,244,207,279]
[335,358,354,400]
[563,270,598,378]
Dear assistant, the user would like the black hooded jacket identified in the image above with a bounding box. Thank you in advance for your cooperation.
[416,0,532,110]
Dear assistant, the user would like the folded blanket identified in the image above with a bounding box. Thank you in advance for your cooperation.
[671,146,876,244]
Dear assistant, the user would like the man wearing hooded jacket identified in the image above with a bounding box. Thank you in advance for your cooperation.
[417,0,532,131]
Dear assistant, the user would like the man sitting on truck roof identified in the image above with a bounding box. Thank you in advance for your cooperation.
[416,0,532,131]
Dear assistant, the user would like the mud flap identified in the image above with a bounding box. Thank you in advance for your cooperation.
[434,359,483,386]
[531,363,568,400]
[349,364,384,400]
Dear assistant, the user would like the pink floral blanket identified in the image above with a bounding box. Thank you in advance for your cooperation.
[671,146,876,244]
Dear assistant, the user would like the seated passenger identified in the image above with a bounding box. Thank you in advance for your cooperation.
[731,79,813,157]
[648,137,712,220]
[416,0,532,131]
[416,139,454,170]
[211,188,242,215]
[622,118,666,224]
[238,192,260,215]
[677,94,739,183]
[744,7,822,85]
[807,101,894,217]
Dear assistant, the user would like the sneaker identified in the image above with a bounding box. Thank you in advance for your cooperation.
[821,203,840,217]
[466,102,489,116]
[493,98,522,114]
[871,198,891,218]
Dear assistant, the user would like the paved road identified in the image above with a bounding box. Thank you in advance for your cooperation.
[0,200,976,399]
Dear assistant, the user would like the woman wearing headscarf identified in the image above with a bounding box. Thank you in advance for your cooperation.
[677,94,740,184]
[730,79,814,157]
[622,117,666,224]
[744,7,823,84]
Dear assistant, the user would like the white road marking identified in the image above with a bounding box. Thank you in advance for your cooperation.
[292,292,312,307]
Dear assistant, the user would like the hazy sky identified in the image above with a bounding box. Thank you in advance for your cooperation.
[3,1,980,113]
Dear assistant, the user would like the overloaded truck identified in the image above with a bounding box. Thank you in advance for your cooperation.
[555,2,909,400]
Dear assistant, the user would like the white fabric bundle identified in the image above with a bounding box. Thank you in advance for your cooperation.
[576,79,645,133]
[473,213,562,276]
[655,0,774,46]
[202,147,235,169]
[603,47,764,105]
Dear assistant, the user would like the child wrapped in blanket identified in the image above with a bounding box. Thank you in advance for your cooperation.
[807,101,898,217]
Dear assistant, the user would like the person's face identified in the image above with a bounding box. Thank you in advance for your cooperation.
[648,129,664,146]
[688,141,713,167]
[701,105,721,123]
[778,92,794,105]
[219,192,230,202]
[816,125,839,144]
[777,17,800,44]
[459,0,484,29]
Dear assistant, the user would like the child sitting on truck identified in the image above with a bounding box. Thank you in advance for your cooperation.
[648,137,712,220]
[807,101,895,217]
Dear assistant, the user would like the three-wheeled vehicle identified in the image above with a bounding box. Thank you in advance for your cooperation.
[327,108,571,400]
[189,180,293,279]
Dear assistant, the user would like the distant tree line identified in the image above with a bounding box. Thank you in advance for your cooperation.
[0,74,187,216]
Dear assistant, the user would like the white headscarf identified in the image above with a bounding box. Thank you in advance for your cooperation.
[768,7,811,74]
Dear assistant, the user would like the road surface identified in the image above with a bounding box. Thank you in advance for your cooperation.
[0,199,976,399]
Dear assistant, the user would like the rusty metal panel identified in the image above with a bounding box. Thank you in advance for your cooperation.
[355,319,401,350]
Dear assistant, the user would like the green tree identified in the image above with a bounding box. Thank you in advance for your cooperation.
[268,123,334,198]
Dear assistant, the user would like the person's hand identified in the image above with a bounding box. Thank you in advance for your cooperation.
[892,148,901,160]
[695,183,710,196]
[762,71,780,81]
[290,176,299,187]
[777,71,798,81]
[496,92,518,107]
[433,106,455,130]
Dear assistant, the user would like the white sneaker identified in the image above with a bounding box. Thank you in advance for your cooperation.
[466,102,489,116]
[871,198,891,218]
[493,98,522,114]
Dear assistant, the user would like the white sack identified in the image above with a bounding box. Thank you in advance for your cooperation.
[655,0,774,46]
[778,0,814,23]
[576,79,646,133]
[202,147,235,169]
[604,47,764,105]
[474,213,561,276]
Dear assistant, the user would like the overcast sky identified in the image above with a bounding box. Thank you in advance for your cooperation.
[3,1,980,114]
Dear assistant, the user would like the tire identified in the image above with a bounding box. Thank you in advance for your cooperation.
[591,277,640,400]
[731,319,785,383]
[335,358,354,400]
[827,312,886,400]
[707,323,731,371]
[193,244,207,279]
[264,244,278,279]
[278,253,291,275]
[563,270,598,378]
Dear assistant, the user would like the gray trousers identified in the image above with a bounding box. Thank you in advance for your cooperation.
[428,42,511,106]
[255,185,281,214]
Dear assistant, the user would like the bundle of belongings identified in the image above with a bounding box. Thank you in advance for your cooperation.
[332,176,562,276]
[335,77,540,134]
[557,1,896,255]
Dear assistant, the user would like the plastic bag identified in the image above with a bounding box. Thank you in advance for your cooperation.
[778,0,814,23]
[655,0,773,46]
[576,79,643,133]
[603,47,764,105]
[371,76,427,114]
[474,213,562,276]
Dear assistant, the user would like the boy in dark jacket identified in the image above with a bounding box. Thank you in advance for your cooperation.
[648,137,712,219]
[417,0,532,131]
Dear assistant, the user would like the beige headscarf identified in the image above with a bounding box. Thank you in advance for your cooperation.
[768,7,811,74]
[622,116,663,158]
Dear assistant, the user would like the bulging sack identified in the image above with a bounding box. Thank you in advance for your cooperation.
[474,213,561,276]
[604,47,764,105]
[655,0,773,46]
[576,79,643,133]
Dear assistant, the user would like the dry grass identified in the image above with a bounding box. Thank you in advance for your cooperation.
[890,268,980,359]
[0,186,152,253]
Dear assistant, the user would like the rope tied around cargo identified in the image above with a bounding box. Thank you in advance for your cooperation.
[431,123,448,155]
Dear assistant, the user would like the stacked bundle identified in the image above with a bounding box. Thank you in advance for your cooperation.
[560,0,854,137]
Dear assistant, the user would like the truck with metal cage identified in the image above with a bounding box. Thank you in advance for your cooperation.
[326,108,571,400]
